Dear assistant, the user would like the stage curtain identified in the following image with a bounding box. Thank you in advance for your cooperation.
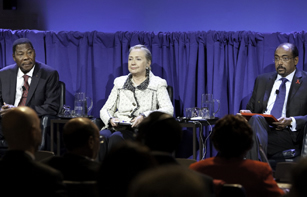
[1,29,307,158]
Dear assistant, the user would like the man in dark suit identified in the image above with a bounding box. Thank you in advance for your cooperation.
[241,43,307,161]
[0,38,60,147]
[42,117,101,181]
[0,106,66,197]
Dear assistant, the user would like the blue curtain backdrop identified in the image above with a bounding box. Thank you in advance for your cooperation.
[1,29,307,158]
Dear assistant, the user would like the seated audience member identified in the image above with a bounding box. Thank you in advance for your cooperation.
[189,114,284,197]
[97,141,157,197]
[136,111,215,195]
[136,111,182,165]
[288,157,307,197]
[0,106,66,197]
[128,165,212,197]
[99,44,173,161]
[0,38,61,148]
[42,117,101,181]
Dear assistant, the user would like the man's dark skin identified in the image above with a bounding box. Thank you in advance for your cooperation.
[0,42,36,115]
[240,43,298,130]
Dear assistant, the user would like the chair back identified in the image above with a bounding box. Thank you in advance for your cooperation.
[40,81,66,150]
[275,162,297,183]
[219,184,246,197]
[175,158,197,167]
[167,85,173,101]
[301,123,307,157]
[34,150,55,161]
[64,181,97,197]
[58,81,66,114]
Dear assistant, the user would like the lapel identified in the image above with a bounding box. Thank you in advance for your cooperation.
[9,65,19,103]
[26,62,41,105]
[262,72,277,110]
[287,70,302,110]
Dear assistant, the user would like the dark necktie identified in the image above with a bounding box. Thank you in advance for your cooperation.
[18,75,30,106]
[271,78,288,118]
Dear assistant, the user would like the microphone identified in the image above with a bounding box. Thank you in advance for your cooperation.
[276,89,279,95]
[22,86,26,91]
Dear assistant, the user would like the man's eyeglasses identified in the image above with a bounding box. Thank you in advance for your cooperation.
[274,56,293,62]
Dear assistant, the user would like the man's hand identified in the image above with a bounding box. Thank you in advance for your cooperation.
[272,117,292,130]
[131,115,144,128]
[237,109,252,115]
[0,102,16,116]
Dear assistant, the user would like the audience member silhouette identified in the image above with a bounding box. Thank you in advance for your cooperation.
[136,111,215,195]
[128,165,212,197]
[189,114,284,197]
[97,140,157,197]
[136,111,182,165]
[288,157,307,197]
[0,106,66,197]
[42,117,101,181]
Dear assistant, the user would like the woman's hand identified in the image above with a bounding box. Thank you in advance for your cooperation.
[109,118,120,127]
[131,115,144,128]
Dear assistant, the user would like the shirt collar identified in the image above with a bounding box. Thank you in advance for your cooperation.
[17,64,35,78]
[276,69,296,83]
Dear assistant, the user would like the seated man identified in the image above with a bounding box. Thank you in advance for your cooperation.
[42,117,101,181]
[189,114,284,197]
[0,106,66,196]
[241,43,307,161]
[0,38,60,147]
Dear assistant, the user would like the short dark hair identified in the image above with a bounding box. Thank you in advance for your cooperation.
[211,114,253,158]
[63,119,98,151]
[276,43,299,58]
[137,111,182,153]
[12,38,34,53]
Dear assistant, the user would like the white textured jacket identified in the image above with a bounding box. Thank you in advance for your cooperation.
[100,71,174,129]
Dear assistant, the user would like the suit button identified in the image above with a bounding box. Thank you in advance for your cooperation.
[132,103,136,106]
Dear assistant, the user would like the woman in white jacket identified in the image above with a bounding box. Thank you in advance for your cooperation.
[99,44,174,160]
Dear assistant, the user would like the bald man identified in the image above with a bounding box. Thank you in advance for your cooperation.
[0,106,66,197]
[42,118,101,181]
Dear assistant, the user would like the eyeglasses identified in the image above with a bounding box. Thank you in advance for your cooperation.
[274,56,293,62]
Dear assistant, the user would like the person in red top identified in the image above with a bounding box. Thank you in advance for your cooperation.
[189,114,284,197]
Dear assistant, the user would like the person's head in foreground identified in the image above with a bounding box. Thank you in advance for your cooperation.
[211,114,253,159]
[2,106,42,154]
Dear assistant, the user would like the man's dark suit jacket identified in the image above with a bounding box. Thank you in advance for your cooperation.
[0,150,66,197]
[42,153,100,181]
[0,61,60,117]
[246,69,307,143]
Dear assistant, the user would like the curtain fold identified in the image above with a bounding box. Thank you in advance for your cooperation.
[1,29,307,158]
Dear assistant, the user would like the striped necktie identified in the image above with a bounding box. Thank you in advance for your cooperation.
[18,75,30,106]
